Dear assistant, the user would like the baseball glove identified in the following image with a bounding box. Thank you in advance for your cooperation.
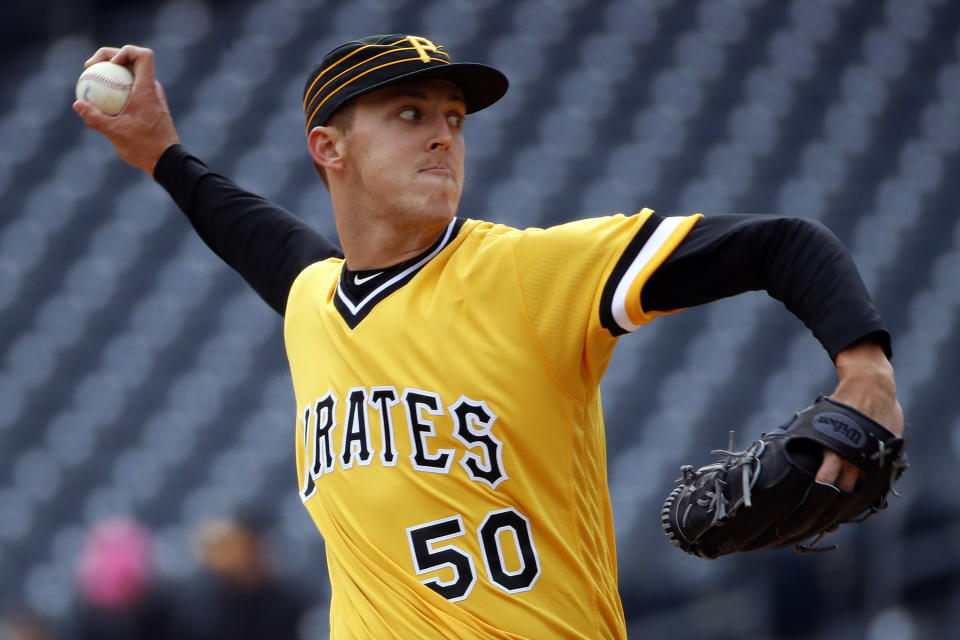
[661,396,907,559]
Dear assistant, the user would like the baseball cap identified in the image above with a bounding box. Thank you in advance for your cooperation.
[303,34,508,134]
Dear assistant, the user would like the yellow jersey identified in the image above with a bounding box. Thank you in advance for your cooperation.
[285,210,700,638]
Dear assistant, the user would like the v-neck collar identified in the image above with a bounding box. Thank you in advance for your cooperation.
[334,217,465,328]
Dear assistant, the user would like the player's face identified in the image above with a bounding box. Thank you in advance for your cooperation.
[340,78,467,224]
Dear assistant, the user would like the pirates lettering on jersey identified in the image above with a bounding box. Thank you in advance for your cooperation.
[450,396,507,489]
[370,386,400,466]
[342,387,374,469]
[300,392,337,502]
[299,386,507,502]
[404,389,455,473]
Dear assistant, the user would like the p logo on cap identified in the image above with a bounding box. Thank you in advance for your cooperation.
[406,36,440,63]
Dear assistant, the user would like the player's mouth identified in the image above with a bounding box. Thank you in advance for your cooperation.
[418,164,455,178]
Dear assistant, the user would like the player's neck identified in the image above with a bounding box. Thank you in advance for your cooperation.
[335,209,454,270]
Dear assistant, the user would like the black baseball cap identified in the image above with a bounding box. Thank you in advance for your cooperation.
[303,34,508,134]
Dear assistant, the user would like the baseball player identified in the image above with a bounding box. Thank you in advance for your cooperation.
[74,35,903,639]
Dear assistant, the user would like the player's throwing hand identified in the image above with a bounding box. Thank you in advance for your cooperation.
[73,45,179,176]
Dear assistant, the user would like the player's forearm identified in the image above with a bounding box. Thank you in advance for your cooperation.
[153,144,342,314]
[642,214,889,360]
[759,217,890,360]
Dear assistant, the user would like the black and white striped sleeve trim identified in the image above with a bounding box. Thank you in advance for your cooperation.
[599,214,700,336]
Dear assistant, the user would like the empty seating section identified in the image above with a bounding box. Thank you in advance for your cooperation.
[0,0,957,635]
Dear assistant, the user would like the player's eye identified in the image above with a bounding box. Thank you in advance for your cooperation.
[399,108,421,121]
[447,114,464,129]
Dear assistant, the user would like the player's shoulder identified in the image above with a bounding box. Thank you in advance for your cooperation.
[458,218,518,241]
[298,255,344,278]
[450,218,518,259]
[460,210,656,245]
[531,209,657,241]
[465,210,660,258]
[287,255,344,299]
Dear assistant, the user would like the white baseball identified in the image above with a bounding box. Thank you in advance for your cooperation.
[75,61,133,116]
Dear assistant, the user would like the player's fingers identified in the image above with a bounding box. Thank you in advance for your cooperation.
[815,451,863,492]
[72,99,111,131]
[837,461,863,493]
[85,47,121,67]
[109,45,157,89]
[108,44,149,66]
[814,450,842,487]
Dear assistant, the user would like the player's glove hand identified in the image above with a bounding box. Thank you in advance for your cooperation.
[661,396,908,559]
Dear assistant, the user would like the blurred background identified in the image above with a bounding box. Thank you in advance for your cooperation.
[0,0,958,638]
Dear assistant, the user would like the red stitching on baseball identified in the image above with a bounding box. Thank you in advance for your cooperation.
[82,72,132,91]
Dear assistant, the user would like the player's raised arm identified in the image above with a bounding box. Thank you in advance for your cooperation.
[152,145,342,315]
[73,45,341,315]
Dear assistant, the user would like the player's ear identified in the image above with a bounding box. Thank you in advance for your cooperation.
[308,125,345,175]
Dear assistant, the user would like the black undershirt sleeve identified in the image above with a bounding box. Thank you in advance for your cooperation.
[151,148,888,360]
[640,214,891,361]
[152,144,342,316]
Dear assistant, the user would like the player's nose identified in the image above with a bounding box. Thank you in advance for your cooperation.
[427,116,454,152]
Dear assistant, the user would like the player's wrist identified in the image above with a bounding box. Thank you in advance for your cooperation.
[834,342,896,395]
[832,342,902,437]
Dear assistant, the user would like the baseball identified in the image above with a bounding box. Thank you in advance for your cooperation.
[75,61,133,116]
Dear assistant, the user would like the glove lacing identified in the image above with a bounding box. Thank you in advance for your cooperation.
[677,436,766,527]
[870,439,909,499]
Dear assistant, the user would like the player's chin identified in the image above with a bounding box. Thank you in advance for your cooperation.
[414,182,461,213]
[412,200,459,228]
[416,174,461,201]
